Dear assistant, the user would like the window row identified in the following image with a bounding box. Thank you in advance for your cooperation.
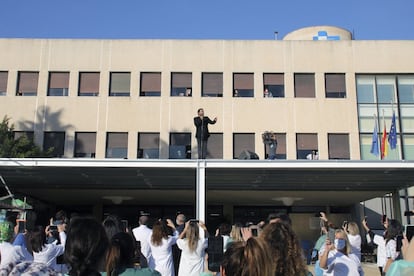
[357,75,414,104]
[13,131,351,160]
[0,71,347,98]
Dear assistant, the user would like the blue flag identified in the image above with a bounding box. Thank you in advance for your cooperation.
[388,111,397,149]
[370,119,379,156]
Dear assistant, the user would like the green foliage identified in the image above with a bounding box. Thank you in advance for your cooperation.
[0,116,53,158]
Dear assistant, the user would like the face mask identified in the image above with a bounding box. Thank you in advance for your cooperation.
[334,239,346,250]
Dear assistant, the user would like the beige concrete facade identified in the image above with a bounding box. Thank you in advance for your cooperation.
[0,36,414,160]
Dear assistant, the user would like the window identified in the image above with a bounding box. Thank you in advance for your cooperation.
[233,133,255,159]
[138,132,160,159]
[264,133,286,159]
[263,73,284,98]
[106,132,128,158]
[400,105,414,133]
[140,72,161,96]
[109,72,130,96]
[356,75,375,103]
[325,73,346,98]
[169,133,191,159]
[14,131,34,141]
[296,133,318,159]
[328,134,350,159]
[0,71,8,96]
[171,73,192,96]
[48,72,69,96]
[233,73,254,97]
[74,132,96,158]
[43,132,65,157]
[206,133,223,159]
[202,73,223,97]
[78,72,100,96]
[403,135,414,160]
[17,72,39,96]
[398,75,414,104]
[376,76,396,104]
[294,73,315,98]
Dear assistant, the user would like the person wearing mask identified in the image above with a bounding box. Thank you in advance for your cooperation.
[148,219,178,276]
[220,237,274,276]
[64,217,109,276]
[30,223,67,272]
[362,217,388,274]
[383,219,403,273]
[319,229,364,276]
[177,220,208,276]
[133,211,153,269]
[104,232,160,276]
[193,108,217,159]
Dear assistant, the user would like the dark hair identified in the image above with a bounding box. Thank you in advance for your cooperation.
[385,219,402,243]
[197,108,203,113]
[103,215,124,240]
[218,223,232,236]
[221,238,274,276]
[266,213,292,225]
[30,226,46,253]
[106,232,135,276]
[55,210,68,222]
[64,217,109,276]
[260,222,307,276]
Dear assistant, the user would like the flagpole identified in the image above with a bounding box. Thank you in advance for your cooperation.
[375,113,380,160]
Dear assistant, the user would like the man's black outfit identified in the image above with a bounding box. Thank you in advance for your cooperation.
[194,116,216,159]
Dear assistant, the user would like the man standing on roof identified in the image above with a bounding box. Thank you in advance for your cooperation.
[193,108,217,159]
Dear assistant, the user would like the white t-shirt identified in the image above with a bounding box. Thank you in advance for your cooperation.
[133,225,154,269]
[33,232,66,271]
[347,234,362,260]
[385,239,398,260]
[0,242,26,268]
[148,231,178,276]
[367,233,387,267]
[324,251,361,276]
[177,238,208,276]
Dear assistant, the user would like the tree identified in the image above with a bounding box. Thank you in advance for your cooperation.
[0,116,53,158]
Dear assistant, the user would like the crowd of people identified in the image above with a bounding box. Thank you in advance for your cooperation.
[1,210,414,275]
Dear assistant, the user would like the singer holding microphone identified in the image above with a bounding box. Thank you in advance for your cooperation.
[193,108,217,159]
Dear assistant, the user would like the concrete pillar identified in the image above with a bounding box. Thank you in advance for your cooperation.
[196,160,206,222]
[392,190,402,222]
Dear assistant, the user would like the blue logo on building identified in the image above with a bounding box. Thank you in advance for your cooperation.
[313,31,341,41]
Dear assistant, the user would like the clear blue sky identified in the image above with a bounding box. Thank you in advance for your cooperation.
[1,0,413,40]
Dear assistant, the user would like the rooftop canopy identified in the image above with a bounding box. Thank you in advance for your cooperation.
[0,159,412,212]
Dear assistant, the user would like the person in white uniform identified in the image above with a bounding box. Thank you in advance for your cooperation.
[344,222,362,260]
[30,224,67,272]
[177,220,208,276]
[149,219,178,276]
[133,211,154,269]
[319,229,364,276]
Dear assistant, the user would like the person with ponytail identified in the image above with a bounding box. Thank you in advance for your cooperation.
[220,237,274,276]
[104,232,160,276]
[176,220,208,276]
[64,217,109,276]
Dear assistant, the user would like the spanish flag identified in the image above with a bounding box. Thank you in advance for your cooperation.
[381,118,388,159]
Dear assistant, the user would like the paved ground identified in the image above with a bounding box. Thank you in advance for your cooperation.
[308,262,379,275]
